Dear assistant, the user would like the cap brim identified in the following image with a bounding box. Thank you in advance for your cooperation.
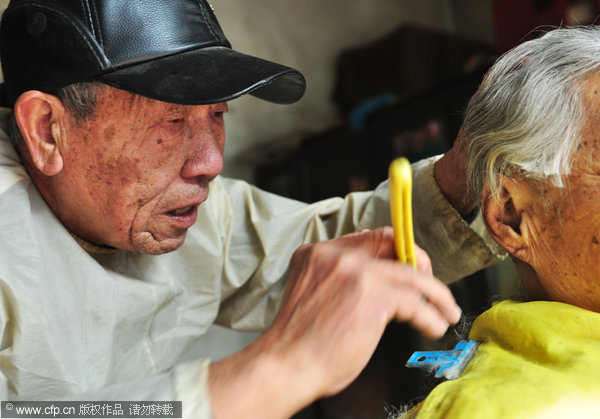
[95,46,306,105]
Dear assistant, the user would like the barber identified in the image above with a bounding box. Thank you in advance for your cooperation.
[0,0,501,417]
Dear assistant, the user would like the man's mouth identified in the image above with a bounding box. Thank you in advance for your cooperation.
[164,204,199,229]
[169,206,194,216]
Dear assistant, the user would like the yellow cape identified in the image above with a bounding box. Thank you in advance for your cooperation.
[411,300,600,418]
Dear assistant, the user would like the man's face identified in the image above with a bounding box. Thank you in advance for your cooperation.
[52,86,227,254]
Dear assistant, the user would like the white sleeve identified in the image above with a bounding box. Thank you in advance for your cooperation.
[41,360,214,419]
[213,157,505,330]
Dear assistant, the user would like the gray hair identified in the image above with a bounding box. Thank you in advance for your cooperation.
[465,26,600,204]
[7,81,104,147]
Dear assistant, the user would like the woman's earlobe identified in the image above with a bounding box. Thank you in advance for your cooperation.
[14,91,65,176]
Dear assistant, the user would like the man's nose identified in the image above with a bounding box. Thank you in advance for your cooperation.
[180,104,226,180]
[180,132,224,180]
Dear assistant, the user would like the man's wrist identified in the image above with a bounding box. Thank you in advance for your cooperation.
[208,337,317,418]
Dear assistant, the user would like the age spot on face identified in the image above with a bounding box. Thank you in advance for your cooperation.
[103,126,116,140]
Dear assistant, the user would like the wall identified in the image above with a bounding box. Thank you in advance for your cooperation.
[216,0,494,180]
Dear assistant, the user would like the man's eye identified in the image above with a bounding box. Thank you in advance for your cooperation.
[214,111,224,117]
[168,118,184,123]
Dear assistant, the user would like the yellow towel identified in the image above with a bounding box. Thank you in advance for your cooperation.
[412,300,600,418]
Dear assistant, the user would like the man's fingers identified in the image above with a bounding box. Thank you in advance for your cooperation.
[312,228,438,277]
[409,269,461,324]
[403,298,451,338]
[372,259,461,336]
[320,226,397,259]
[414,245,433,274]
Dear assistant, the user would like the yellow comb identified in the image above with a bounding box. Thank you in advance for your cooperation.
[389,157,416,268]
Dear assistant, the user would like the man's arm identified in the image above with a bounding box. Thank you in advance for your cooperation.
[214,147,504,333]
[208,227,461,418]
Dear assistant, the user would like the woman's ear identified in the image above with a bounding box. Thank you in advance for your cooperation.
[481,175,533,262]
[14,90,66,176]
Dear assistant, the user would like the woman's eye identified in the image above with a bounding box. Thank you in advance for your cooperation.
[168,118,184,124]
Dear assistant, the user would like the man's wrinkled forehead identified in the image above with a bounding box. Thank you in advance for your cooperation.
[95,86,187,120]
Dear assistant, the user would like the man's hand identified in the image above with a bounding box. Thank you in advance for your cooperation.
[434,128,477,216]
[209,227,461,418]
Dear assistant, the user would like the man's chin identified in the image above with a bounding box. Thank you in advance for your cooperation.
[131,231,188,255]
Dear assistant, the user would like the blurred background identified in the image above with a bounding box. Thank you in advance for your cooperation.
[1,0,599,417]
[220,0,496,182]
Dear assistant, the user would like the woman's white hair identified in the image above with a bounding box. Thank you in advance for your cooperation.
[465,26,600,203]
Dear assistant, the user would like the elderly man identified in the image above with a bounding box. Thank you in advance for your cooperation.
[0,0,500,417]
[404,26,600,418]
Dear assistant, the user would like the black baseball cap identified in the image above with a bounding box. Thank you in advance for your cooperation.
[0,0,306,107]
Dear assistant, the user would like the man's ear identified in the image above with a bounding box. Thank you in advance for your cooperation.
[14,91,66,176]
[481,175,532,262]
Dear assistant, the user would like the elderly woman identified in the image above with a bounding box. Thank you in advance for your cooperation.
[406,26,600,418]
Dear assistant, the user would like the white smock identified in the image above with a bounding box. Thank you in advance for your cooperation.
[0,108,503,417]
